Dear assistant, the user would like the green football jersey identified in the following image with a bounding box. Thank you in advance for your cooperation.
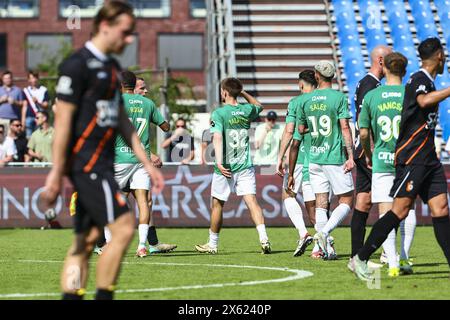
[298,88,350,165]
[115,93,165,164]
[288,94,311,166]
[358,85,404,173]
[210,103,263,174]
[293,119,311,181]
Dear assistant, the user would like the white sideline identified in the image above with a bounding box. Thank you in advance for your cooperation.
[0,260,313,299]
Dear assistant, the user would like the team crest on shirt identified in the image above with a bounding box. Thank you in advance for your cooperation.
[211,121,215,127]
[87,59,104,69]
[406,180,414,192]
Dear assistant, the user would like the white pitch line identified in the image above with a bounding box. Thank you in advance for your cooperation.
[0,260,313,299]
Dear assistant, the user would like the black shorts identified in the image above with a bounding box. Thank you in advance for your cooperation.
[355,157,372,193]
[389,163,448,203]
[71,171,130,234]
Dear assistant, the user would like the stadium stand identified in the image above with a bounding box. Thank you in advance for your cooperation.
[328,0,450,159]
[231,0,337,113]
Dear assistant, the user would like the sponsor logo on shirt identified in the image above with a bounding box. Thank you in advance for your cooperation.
[406,180,414,192]
[56,76,73,95]
[311,96,327,102]
[381,92,402,98]
[416,84,428,94]
[87,59,104,69]
[425,112,438,130]
[378,151,394,164]
[97,71,108,79]
[310,142,330,154]
[231,111,245,116]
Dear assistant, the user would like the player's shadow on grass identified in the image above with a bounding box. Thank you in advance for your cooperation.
[413,262,449,267]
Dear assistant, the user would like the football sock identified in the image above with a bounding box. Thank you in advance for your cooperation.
[350,209,369,257]
[62,292,83,300]
[314,208,328,232]
[208,229,219,248]
[147,226,159,246]
[284,197,308,238]
[96,228,106,248]
[322,203,351,236]
[312,242,320,253]
[358,211,400,261]
[432,216,450,266]
[400,209,416,260]
[138,224,149,250]
[104,226,112,244]
[95,288,114,300]
[379,213,398,269]
[256,224,269,242]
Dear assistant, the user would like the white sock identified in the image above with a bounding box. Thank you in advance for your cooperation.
[284,198,308,238]
[104,226,112,244]
[314,208,328,233]
[400,209,416,260]
[380,214,398,269]
[138,224,149,249]
[322,203,351,236]
[208,229,219,248]
[312,242,320,253]
[256,224,268,242]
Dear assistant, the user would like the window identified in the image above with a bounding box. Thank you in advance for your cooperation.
[158,34,203,70]
[0,0,39,18]
[112,35,139,69]
[130,0,170,18]
[59,0,102,18]
[0,34,6,69]
[190,0,206,18]
[26,34,72,70]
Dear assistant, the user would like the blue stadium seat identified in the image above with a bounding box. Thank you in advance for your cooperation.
[338,33,361,48]
[390,27,414,46]
[436,72,450,91]
[410,0,439,41]
[335,10,357,27]
[344,60,366,89]
[383,0,406,9]
[416,23,439,42]
[440,101,450,140]
[365,27,387,52]
[332,0,354,16]
[357,0,380,20]
[340,41,363,56]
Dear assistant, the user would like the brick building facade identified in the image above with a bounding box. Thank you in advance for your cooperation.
[0,0,206,95]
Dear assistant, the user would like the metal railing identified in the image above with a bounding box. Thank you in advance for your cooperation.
[206,0,237,111]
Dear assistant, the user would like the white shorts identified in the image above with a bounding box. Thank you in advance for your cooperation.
[309,163,354,195]
[283,165,316,202]
[371,172,395,203]
[211,167,256,202]
[114,163,150,191]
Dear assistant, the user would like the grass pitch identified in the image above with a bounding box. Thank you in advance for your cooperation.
[0,227,449,300]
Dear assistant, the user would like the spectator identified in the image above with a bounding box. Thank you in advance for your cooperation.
[0,71,24,134]
[8,119,29,162]
[27,110,54,162]
[22,70,50,138]
[201,118,214,165]
[162,118,195,164]
[253,110,284,165]
[0,124,17,166]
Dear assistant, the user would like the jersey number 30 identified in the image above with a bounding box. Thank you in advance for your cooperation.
[378,115,401,142]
